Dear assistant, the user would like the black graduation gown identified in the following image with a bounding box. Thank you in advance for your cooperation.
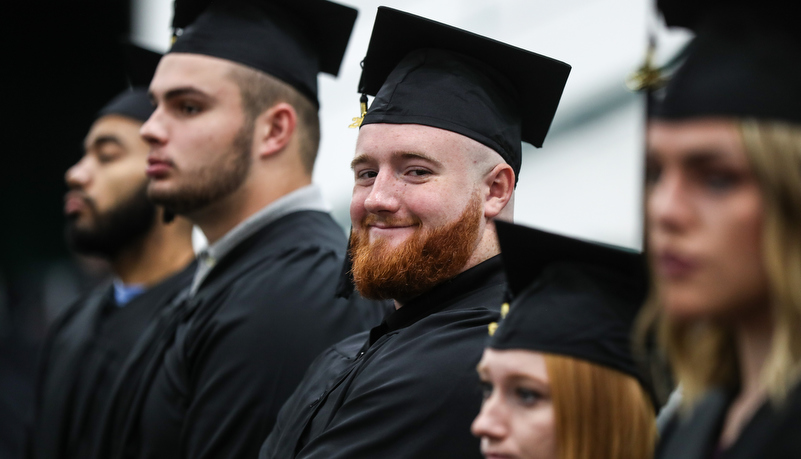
[103,210,386,459]
[28,263,195,459]
[657,381,801,459]
[261,256,506,459]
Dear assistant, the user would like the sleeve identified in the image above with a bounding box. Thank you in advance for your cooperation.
[178,245,366,459]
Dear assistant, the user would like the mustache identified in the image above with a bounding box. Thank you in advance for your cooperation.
[64,190,98,213]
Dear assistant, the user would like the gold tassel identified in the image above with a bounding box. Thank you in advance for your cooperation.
[488,302,511,336]
[626,40,665,92]
[348,94,368,128]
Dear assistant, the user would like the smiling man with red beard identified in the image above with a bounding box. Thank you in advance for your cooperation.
[28,46,197,459]
[260,8,570,459]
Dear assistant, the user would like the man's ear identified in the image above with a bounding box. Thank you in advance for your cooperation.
[254,102,297,158]
[483,163,514,219]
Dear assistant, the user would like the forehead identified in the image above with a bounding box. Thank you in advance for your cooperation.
[479,348,548,380]
[355,123,476,164]
[648,118,743,156]
[150,53,240,97]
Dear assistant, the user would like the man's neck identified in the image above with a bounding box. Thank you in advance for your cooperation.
[111,220,194,286]
[192,176,311,245]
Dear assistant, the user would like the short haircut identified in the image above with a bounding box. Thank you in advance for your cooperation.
[227,64,321,174]
[546,354,656,459]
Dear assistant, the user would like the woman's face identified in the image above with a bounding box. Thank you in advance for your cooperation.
[472,348,556,459]
[647,118,769,322]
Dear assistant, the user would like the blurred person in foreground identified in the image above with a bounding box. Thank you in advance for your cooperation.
[472,221,656,459]
[96,1,387,458]
[28,46,196,459]
[643,1,801,457]
[260,8,570,458]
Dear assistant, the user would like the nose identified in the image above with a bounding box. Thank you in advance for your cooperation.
[65,156,91,190]
[471,395,509,442]
[362,171,401,215]
[140,108,167,147]
[648,169,694,236]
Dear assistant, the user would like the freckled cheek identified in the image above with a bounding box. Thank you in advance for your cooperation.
[349,190,369,225]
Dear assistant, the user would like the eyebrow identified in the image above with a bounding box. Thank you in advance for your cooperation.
[681,149,732,168]
[350,151,444,170]
[647,147,739,169]
[150,86,211,104]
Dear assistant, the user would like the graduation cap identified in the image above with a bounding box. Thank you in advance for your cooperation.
[355,7,571,183]
[651,1,801,123]
[97,44,162,123]
[169,0,358,107]
[489,220,650,395]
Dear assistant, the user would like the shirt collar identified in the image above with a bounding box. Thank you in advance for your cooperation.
[112,279,147,307]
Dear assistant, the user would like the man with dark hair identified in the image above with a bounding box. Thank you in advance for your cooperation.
[260,8,570,458]
[29,46,197,459]
[96,1,385,458]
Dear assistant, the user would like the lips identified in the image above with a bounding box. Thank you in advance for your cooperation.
[64,191,91,216]
[146,156,174,178]
[655,250,699,279]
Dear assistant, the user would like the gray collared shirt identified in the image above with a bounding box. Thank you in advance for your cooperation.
[189,184,330,297]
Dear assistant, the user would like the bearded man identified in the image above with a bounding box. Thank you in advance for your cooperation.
[260,8,571,459]
[93,1,385,459]
[28,46,197,459]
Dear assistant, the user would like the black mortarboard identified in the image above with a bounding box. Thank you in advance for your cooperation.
[489,220,650,393]
[652,2,801,123]
[357,7,571,183]
[97,44,162,123]
[169,0,358,107]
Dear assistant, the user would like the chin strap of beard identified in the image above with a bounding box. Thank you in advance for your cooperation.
[163,209,176,224]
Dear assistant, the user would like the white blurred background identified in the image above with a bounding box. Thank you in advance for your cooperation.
[132,0,692,250]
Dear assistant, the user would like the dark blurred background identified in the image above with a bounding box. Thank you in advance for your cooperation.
[2,1,130,456]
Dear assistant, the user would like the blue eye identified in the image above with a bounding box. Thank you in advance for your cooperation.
[515,387,542,406]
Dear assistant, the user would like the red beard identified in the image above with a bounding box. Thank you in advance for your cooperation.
[350,194,483,302]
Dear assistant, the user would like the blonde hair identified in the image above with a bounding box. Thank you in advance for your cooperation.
[640,120,801,405]
[544,354,656,459]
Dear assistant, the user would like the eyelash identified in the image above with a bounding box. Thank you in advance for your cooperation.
[700,170,739,191]
[515,387,542,406]
[96,150,119,164]
[479,381,543,407]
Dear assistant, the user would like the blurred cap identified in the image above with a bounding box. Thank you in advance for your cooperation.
[652,1,801,123]
[358,7,571,184]
[169,0,358,106]
[97,44,162,123]
[489,221,651,397]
